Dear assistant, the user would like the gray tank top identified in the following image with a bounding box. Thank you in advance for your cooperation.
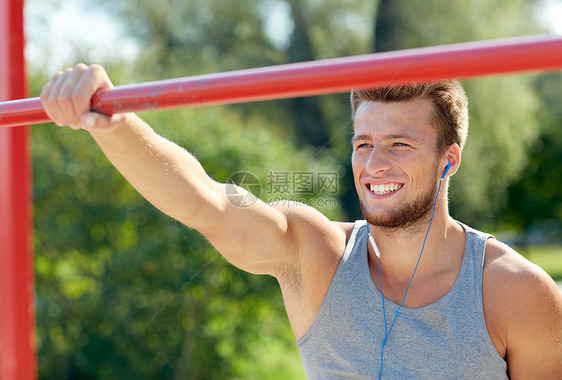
[297,220,508,379]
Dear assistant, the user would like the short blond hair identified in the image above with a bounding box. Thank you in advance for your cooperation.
[351,81,469,152]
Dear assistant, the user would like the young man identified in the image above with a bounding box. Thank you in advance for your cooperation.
[41,64,562,379]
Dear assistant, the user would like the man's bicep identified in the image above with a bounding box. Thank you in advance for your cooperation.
[505,269,562,379]
[196,184,317,277]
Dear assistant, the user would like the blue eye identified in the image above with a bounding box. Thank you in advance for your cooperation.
[355,143,371,149]
[393,142,409,147]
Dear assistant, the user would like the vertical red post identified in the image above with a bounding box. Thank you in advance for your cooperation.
[0,0,36,379]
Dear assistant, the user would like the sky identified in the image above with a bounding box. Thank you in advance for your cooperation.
[24,0,562,75]
[543,0,562,34]
[24,0,139,73]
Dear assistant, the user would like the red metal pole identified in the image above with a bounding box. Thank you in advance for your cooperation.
[1,34,561,128]
[0,0,36,378]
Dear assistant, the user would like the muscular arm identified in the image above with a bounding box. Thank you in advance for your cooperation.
[40,63,343,280]
[484,240,562,379]
[90,114,221,230]
[506,269,562,378]
[89,118,298,275]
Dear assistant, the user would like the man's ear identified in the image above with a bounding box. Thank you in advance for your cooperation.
[443,144,461,178]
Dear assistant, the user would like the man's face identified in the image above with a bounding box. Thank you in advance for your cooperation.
[351,99,442,230]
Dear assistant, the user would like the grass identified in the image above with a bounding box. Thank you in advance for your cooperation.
[516,245,562,282]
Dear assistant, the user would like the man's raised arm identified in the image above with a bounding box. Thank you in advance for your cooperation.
[40,63,340,279]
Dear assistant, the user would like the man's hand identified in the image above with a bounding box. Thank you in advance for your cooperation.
[40,63,127,132]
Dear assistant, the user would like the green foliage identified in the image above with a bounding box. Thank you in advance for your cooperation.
[375,0,543,50]
[451,76,542,223]
[28,0,561,378]
[102,0,285,80]
[498,72,562,237]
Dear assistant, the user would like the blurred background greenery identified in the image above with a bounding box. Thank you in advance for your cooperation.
[25,0,561,378]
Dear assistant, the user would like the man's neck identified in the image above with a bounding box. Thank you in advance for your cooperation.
[368,211,461,285]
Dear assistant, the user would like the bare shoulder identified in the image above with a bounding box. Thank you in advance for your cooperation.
[269,200,352,246]
[484,239,560,301]
[483,238,562,378]
[268,200,352,274]
[483,238,561,319]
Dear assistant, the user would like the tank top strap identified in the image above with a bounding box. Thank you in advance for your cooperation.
[341,220,368,265]
[455,221,494,297]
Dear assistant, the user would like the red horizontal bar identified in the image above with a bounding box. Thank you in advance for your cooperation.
[1,34,561,128]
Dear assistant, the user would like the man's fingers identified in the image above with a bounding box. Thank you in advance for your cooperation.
[56,65,89,124]
[39,63,116,130]
[40,71,65,126]
[79,111,127,133]
[48,68,76,125]
[57,63,90,125]
[86,64,113,92]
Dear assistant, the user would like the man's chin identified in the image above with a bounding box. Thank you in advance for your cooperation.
[366,215,410,230]
[360,203,433,232]
[361,207,404,229]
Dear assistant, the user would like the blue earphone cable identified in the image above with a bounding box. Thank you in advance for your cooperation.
[370,176,444,380]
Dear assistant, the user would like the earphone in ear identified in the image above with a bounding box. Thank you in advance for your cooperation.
[441,159,452,179]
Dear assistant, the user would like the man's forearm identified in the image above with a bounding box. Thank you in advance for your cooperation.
[89,113,222,228]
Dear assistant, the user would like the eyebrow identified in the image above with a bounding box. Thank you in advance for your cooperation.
[350,134,370,144]
[351,133,422,144]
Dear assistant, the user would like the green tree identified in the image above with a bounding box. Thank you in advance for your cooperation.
[499,72,562,242]
[286,0,331,147]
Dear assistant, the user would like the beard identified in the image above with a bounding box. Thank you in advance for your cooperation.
[360,178,438,231]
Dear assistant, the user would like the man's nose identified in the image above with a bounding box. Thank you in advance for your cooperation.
[365,147,391,176]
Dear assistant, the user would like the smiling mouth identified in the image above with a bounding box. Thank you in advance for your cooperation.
[368,183,403,195]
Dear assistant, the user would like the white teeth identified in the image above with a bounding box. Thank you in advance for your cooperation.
[369,183,402,195]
